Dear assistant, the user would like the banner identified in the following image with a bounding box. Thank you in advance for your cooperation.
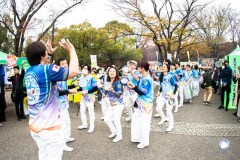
[6,55,16,66]
[198,58,217,68]
[90,55,97,67]
[187,51,190,61]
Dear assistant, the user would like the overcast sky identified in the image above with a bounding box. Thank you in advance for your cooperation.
[54,0,240,28]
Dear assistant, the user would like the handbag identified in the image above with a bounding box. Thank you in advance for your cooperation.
[11,91,16,102]
[200,82,206,89]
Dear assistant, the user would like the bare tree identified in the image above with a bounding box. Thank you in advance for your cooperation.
[0,0,88,57]
[195,5,230,58]
[111,0,207,61]
[227,9,240,48]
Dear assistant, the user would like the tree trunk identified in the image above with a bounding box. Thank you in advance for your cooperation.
[155,43,164,62]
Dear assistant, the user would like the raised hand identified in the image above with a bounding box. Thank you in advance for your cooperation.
[59,38,75,53]
[46,40,57,55]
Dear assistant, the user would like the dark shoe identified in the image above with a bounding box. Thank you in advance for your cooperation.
[17,117,21,121]
[218,105,223,109]
[206,101,211,106]
[20,115,27,119]
[225,108,228,111]
[203,101,206,105]
[233,112,237,117]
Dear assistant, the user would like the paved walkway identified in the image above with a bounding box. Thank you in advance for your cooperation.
[0,90,240,160]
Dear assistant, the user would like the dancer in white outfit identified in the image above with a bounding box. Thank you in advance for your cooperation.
[104,66,124,143]
[55,57,76,152]
[127,61,153,149]
[191,65,201,97]
[175,62,184,107]
[124,60,141,122]
[156,64,178,132]
[77,64,98,133]
[169,63,179,113]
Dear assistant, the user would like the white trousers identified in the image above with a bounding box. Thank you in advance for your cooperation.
[60,109,71,142]
[183,84,192,101]
[156,95,174,128]
[178,85,184,106]
[101,97,110,118]
[104,104,124,138]
[174,89,179,111]
[31,130,65,160]
[80,101,95,129]
[125,93,138,118]
[192,79,200,97]
[131,108,152,146]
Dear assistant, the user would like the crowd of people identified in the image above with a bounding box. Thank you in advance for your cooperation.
[0,39,239,160]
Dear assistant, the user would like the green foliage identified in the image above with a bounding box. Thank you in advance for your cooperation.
[54,20,142,67]
[0,24,13,53]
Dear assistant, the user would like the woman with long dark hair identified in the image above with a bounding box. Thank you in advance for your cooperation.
[156,64,178,132]
[127,61,153,149]
[104,66,124,143]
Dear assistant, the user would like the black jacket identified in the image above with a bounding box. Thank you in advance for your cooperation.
[203,71,212,87]
[8,69,25,92]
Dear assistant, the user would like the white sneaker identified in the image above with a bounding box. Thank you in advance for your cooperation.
[87,128,94,133]
[66,137,75,143]
[100,116,104,121]
[174,109,178,113]
[158,118,168,125]
[99,101,102,104]
[153,113,160,118]
[108,133,117,139]
[78,125,88,130]
[178,104,183,107]
[63,144,73,152]
[131,139,140,143]
[113,136,122,143]
[137,143,148,149]
[125,117,131,122]
[0,123,3,127]
[166,126,174,132]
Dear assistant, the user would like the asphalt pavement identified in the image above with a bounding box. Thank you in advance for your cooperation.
[0,90,240,160]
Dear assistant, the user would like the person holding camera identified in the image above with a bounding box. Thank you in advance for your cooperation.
[8,64,26,121]
[218,60,232,111]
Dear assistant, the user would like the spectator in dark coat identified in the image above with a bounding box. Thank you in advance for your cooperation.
[202,68,213,106]
[218,60,232,111]
[8,65,26,121]
[211,67,219,94]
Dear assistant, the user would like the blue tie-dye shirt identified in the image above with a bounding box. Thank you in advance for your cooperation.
[25,64,68,133]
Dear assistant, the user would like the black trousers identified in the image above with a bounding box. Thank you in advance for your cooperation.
[0,93,6,122]
[15,91,24,118]
[212,80,218,93]
[221,84,231,109]
[236,93,240,113]
[97,88,102,102]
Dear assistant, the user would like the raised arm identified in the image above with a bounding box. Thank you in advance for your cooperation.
[58,39,79,79]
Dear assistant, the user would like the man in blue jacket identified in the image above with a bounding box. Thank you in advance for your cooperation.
[218,60,232,111]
